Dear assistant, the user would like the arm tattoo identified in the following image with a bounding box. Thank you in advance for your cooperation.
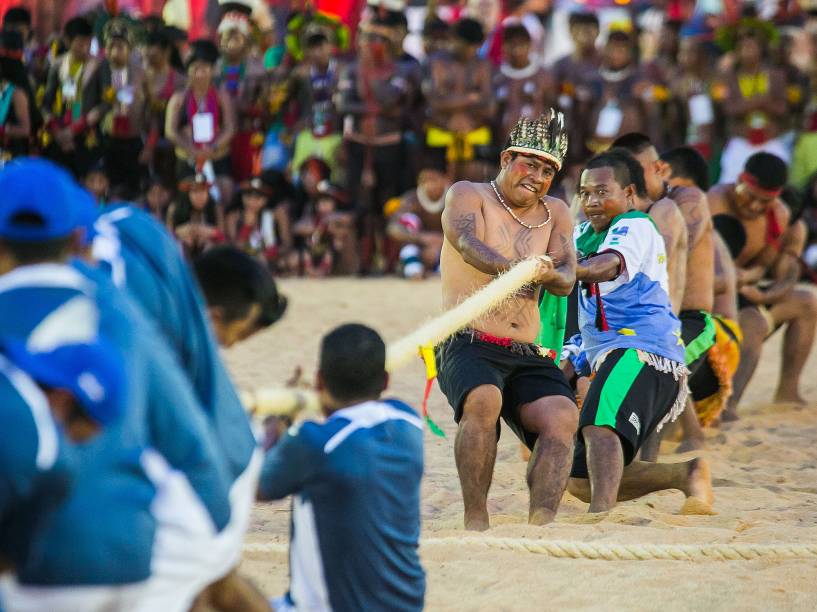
[453,212,510,274]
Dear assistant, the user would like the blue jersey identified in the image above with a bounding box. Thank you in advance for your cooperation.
[0,263,231,586]
[574,211,685,369]
[0,355,73,570]
[94,205,255,482]
[259,399,426,612]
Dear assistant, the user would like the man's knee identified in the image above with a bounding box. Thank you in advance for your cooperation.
[582,424,621,449]
[461,385,502,427]
[793,286,817,321]
[520,396,579,440]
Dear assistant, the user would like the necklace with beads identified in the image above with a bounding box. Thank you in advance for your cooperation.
[490,180,551,229]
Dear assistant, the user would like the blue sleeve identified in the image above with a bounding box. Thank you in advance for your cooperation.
[143,333,233,531]
[257,426,322,501]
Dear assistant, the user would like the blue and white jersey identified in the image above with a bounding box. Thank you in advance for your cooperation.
[259,399,426,612]
[0,355,73,570]
[93,205,256,483]
[0,263,231,586]
[575,211,685,369]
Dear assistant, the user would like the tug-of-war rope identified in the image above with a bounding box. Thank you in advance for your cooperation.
[243,537,817,561]
[242,258,545,419]
[241,258,814,562]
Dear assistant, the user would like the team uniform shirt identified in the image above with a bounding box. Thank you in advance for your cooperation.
[0,355,73,570]
[0,263,231,587]
[93,205,256,483]
[259,399,426,612]
[574,211,686,369]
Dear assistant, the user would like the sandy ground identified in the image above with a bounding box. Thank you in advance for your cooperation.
[223,278,817,612]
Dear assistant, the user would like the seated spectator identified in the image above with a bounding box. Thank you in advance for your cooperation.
[385,154,448,279]
[226,173,293,273]
[258,323,425,612]
[141,176,174,223]
[292,181,358,277]
[167,172,225,257]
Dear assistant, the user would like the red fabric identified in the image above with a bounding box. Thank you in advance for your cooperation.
[188,0,208,40]
[185,86,219,147]
[739,171,783,198]
[765,206,783,251]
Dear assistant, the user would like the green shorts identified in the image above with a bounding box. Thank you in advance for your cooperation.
[571,348,685,478]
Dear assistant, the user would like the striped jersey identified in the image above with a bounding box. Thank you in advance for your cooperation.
[259,399,425,612]
[0,263,231,585]
[574,211,685,369]
[93,204,256,483]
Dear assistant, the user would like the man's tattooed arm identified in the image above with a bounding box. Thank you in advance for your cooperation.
[442,183,513,275]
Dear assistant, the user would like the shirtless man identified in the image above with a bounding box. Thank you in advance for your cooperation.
[709,152,817,416]
[436,112,578,530]
[610,136,688,312]
[567,152,713,514]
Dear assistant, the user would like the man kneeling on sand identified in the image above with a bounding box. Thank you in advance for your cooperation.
[257,324,425,611]
[567,152,713,513]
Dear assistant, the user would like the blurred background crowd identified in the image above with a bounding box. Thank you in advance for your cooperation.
[2,0,817,278]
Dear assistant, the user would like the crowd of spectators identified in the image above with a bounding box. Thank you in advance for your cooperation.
[2,0,817,276]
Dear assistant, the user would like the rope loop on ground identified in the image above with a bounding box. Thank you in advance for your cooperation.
[243,537,817,561]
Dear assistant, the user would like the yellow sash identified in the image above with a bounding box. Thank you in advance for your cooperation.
[426,125,491,162]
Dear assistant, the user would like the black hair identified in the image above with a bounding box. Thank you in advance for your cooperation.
[194,245,287,327]
[502,23,531,44]
[185,39,219,69]
[381,10,408,31]
[743,152,788,191]
[172,190,219,228]
[611,132,654,156]
[141,15,165,32]
[0,211,74,263]
[423,17,448,38]
[568,11,599,28]
[661,146,710,191]
[606,30,633,45]
[454,18,484,45]
[305,32,329,48]
[64,16,93,41]
[3,7,31,29]
[319,323,386,402]
[606,148,647,198]
[583,152,633,191]
[145,28,172,49]
[713,214,747,259]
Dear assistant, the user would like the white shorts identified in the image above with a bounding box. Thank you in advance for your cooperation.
[141,446,264,608]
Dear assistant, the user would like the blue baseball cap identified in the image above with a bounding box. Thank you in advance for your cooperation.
[68,182,100,246]
[0,158,82,242]
[3,339,128,426]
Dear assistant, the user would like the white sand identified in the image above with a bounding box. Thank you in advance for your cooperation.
[224,278,817,611]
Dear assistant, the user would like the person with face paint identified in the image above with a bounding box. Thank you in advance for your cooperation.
[336,16,415,274]
[436,111,578,531]
[567,151,713,515]
[708,152,817,417]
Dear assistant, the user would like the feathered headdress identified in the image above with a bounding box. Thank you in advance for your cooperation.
[505,110,569,171]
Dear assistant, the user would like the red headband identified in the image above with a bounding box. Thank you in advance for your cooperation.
[739,172,783,198]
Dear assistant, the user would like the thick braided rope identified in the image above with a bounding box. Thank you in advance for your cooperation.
[243,537,817,561]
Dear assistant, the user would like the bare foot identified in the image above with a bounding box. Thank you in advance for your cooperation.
[773,392,807,406]
[675,436,706,454]
[528,508,556,526]
[464,511,490,532]
[680,458,715,515]
[719,409,739,423]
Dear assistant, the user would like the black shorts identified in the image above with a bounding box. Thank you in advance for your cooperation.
[571,349,683,478]
[680,310,715,376]
[435,331,575,449]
